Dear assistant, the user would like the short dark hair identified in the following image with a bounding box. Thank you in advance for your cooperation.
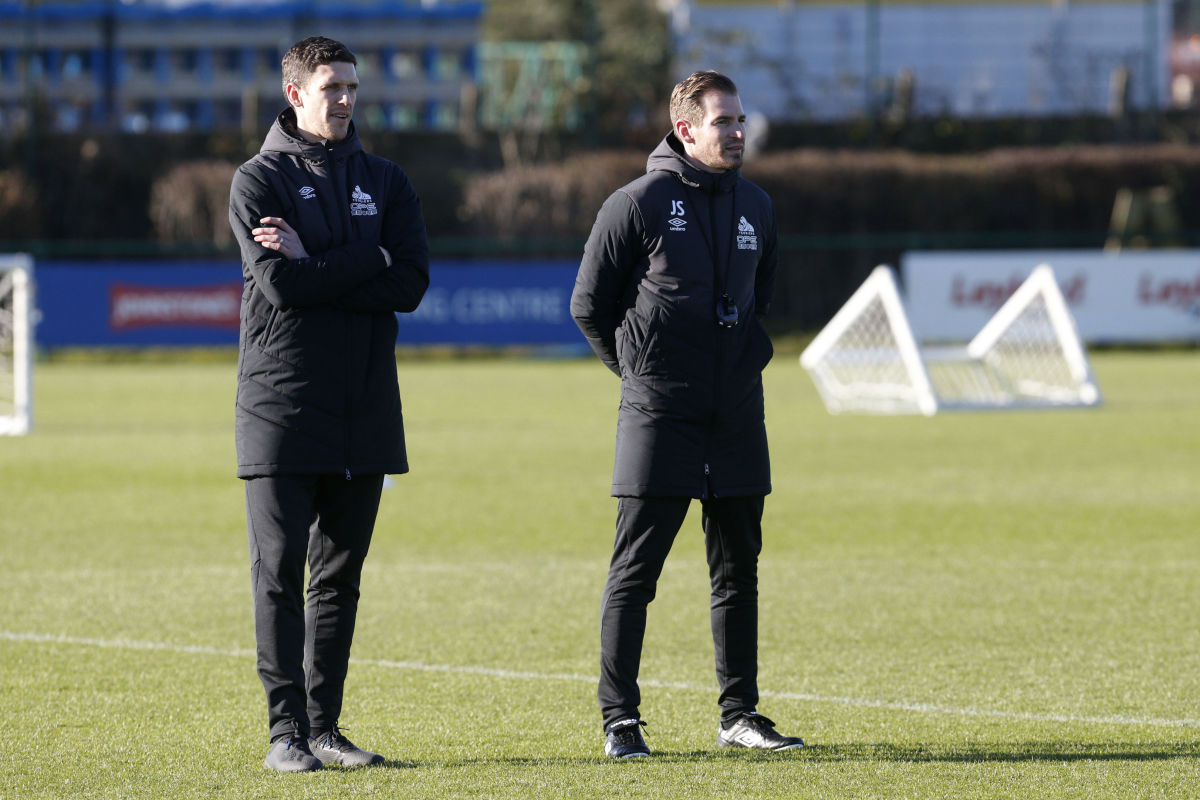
[281,36,357,94]
[669,71,739,128]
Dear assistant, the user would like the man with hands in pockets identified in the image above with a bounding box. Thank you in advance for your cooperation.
[571,70,806,759]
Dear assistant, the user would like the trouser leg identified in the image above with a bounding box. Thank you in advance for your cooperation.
[598,495,690,729]
[245,475,318,741]
[702,495,764,724]
[305,473,384,735]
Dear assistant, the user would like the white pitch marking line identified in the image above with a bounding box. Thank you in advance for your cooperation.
[4,630,1199,730]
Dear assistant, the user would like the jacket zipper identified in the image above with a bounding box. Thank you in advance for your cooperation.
[700,193,717,500]
[327,141,355,482]
[705,186,741,500]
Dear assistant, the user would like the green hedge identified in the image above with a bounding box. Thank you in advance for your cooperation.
[453,144,1200,326]
[458,144,1200,240]
[7,135,1199,246]
[6,134,1200,327]
[0,168,38,240]
[0,131,484,249]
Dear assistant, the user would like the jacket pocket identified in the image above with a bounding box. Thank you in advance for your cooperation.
[621,305,664,378]
[748,315,774,373]
[257,306,279,350]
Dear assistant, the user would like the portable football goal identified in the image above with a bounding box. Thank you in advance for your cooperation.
[0,254,34,435]
[799,263,1101,416]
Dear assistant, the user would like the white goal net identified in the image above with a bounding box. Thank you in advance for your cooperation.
[800,263,1101,416]
[0,254,34,435]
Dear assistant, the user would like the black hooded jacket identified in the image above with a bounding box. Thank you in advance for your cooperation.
[229,109,429,478]
[571,133,777,498]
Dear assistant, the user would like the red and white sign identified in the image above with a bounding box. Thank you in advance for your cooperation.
[109,283,242,330]
[902,250,1200,343]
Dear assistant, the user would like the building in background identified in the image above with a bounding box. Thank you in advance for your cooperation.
[669,0,1171,122]
[0,0,483,135]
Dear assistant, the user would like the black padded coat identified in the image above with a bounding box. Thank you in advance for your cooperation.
[570,133,777,499]
[229,110,429,478]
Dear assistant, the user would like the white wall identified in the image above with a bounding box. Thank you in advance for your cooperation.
[674,0,1170,121]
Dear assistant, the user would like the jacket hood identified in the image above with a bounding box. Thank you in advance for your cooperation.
[646,132,740,194]
[260,108,364,160]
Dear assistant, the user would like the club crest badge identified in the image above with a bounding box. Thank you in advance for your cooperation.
[350,185,377,216]
[737,216,757,250]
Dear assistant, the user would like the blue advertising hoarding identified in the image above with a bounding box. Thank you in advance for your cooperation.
[34,260,586,349]
[396,262,581,346]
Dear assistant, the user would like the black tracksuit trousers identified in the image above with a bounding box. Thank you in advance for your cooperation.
[599,495,764,730]
[245,474,384,742]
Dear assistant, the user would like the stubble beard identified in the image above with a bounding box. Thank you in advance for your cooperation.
[708,145,742,171]
[324,116,351,142]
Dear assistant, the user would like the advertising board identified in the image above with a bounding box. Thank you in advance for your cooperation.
[902,251,1200,343]
[34,261,585,349]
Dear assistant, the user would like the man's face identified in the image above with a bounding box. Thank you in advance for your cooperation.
[680,91,746,172]
[289,61,358,142]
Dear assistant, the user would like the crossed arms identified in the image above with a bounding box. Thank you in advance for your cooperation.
[229,165,430,314]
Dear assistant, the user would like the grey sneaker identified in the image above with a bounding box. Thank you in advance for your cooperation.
[604,718,650,758]
[264,733,323,772]
[309,725,385,767]
[716,712,805,751]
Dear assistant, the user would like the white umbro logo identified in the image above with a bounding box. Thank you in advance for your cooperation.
[731,729,762,747]
[668,199,686,231]
[299,186,316,200]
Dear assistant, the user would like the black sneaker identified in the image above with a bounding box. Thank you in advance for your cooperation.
[604,718,650,758]
[309,724,385,767]
[716,712,805,751]
[264,732,323,772]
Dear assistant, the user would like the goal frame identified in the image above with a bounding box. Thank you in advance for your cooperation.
[0,254,34,435]
[800,263,1101,416]
[799,264,939,415]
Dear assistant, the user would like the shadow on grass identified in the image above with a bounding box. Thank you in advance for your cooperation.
[411,742,1200,769]
[782,742,1200,764]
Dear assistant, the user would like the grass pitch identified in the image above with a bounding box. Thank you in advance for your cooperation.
[1,348,1198,799]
